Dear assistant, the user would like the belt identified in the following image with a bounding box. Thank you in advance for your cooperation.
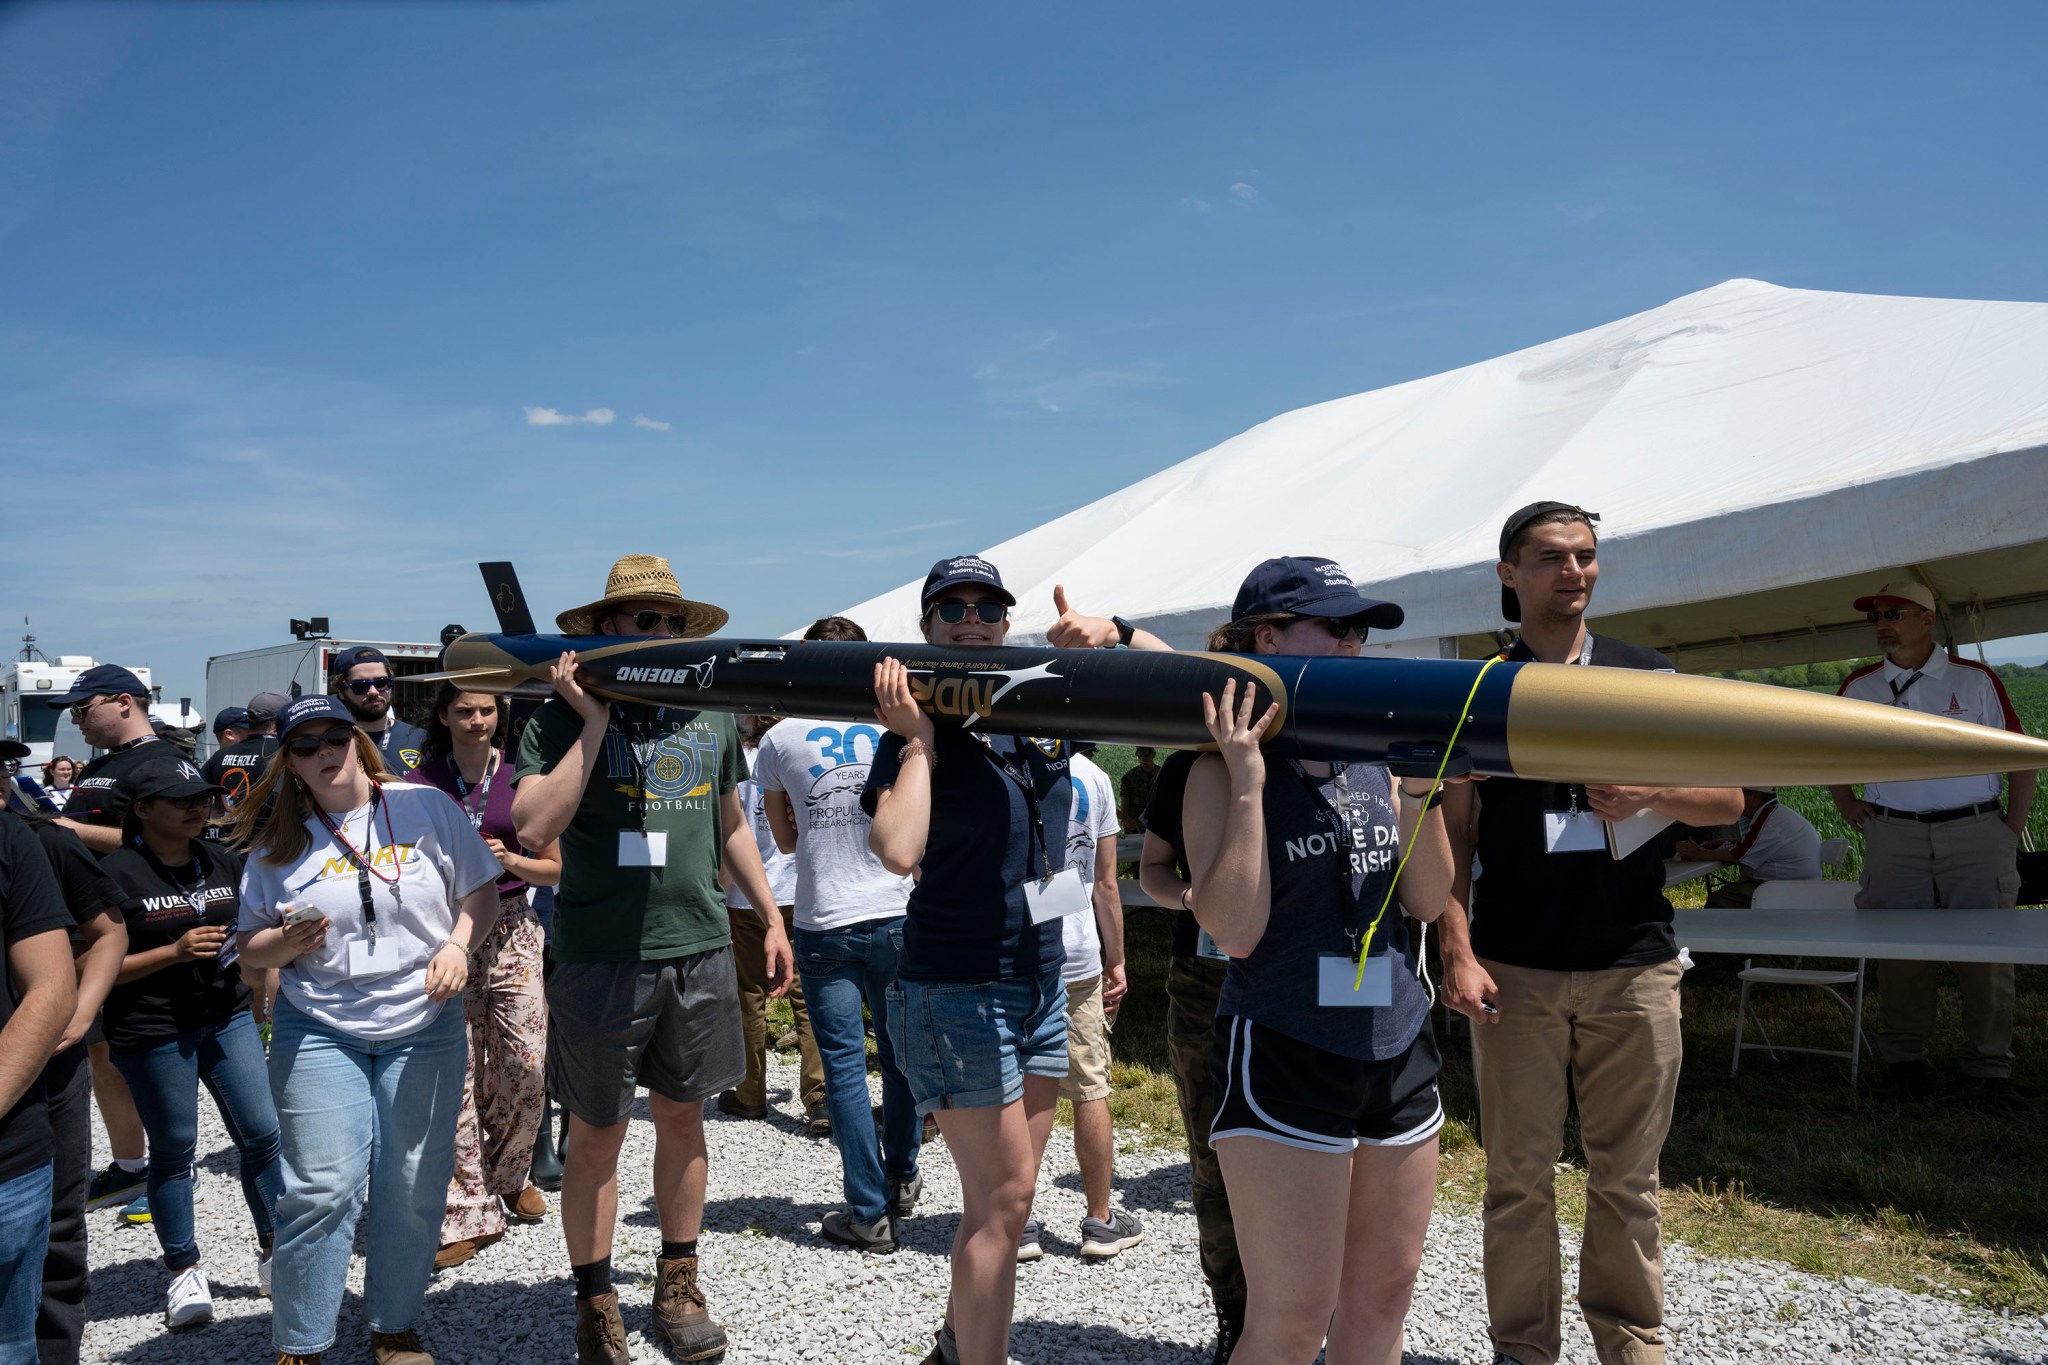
[1870,800,2002,824]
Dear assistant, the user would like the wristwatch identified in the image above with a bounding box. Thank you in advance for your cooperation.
[1110,615,1136,648]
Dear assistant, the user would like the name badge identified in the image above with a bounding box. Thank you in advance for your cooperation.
[618,830,669,867]
[347,937,405,982]
[1543,810,1606,854]
[1024,865,1091,924]
[1195,928,1230,963]
[1318,953,1392,1008]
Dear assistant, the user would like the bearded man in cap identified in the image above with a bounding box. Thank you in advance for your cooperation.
[329,647,426,773]
[512,554,793,1365]
[1831,581,2035,1112]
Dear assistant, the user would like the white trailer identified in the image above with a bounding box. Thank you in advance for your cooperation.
[204,638,443,733]
[2,654,197,766]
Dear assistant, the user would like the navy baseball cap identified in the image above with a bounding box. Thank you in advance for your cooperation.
[921,555,1016,610]
[328,646,390,676]
[1231,557,1404,631]
[45,664,152,708]
[1497,502,1600,623]
[277,694,357,741]
[212,706,249,737]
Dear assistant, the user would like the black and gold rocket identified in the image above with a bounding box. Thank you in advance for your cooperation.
[424,631,2048,788]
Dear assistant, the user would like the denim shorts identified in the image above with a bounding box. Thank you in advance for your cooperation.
[888,967,1068,1116]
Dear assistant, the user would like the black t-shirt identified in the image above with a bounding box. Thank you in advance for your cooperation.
[0,814,77,1182]
[1469,633,1684,971]
[1139,750,1202,958]
[64,737,180,830]
[98,838,249,1050]
[26,817,124,1089]
[860,729,1072,983]
[202,735,278,810]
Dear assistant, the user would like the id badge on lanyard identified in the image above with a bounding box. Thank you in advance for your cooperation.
[1541,633,1605,854]
[1290,761,1393,1007]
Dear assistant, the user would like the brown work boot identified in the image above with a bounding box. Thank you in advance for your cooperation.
[504,1184,548,1223]
[370,1329,433,1365]
[652,1255,728,1360]
[432,1230,501,1270]
[576,1291,632,1365]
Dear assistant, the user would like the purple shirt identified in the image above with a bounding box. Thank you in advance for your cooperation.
[409,750,527,896]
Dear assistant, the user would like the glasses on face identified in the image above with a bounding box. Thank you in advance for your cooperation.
[931,600,1007,625]
[342,676,395,695]
[68,695,114,721]
[1284,615,1364,641]
[162,794,213,811]
[286,731,355,758]
[1865,608,1919,624]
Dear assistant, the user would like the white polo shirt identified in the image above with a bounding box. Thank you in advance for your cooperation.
[1837,650,2022,812]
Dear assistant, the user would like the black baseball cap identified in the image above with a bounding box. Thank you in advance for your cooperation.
[921,555,1016,610]
[212,706,249,737]
[328,646,390,676]
[0,740,28,761]
[1231,556,1404,631]
[277,694,358,741]
[45,664,152,708]
[1496,502,1600,623]
[119,756,225,808]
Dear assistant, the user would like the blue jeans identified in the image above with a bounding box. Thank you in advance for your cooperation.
[889,967,1068,1117]
[794,919,919,1223]
[0,1163,52,1365]
[109,1010,281,1273]
[267,997,466,1354]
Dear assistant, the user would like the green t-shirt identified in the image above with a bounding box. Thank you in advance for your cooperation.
[516,698,745,964]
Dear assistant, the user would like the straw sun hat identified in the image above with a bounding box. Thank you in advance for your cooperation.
[554,554,730,638]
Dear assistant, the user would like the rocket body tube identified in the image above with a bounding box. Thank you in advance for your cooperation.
[431,632,2048,788]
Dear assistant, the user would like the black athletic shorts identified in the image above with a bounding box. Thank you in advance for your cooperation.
[1210,1015,1443,1153]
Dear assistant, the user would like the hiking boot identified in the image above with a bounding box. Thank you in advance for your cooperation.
[433,1231,501,1270]
[1078,1208,1145,1260]
[715,1090,767,1121]
[164,1265,213,1329]
[1015,1218,1042,1263]
[652,1255,727,1361]
[917,1324,960,1365]
[820,1209,898,1254]
[576,1291,632,1365]
[369,1329,433,1365]
[505,1184,548,1223]
[86,1162,147,1211]
[888,1172,924,1218]
[1210,1306,1242,1365]
[805,1103,832,1138]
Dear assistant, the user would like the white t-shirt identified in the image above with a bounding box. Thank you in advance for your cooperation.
[751,718,912,933]
[727,747,797,911]
[1059,754,1121,985]
[1838,651,2023,811]
[238,781,501,1041]
[1733,799,1823,882]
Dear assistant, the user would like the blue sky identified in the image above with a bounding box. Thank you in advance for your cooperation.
[5,0,2047,710]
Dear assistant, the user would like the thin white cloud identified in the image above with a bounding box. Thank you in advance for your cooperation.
[523,406,577,425]
[1230,182,1258,202]
[1183,194,1213,213]
[633,415,672,431]
[583,407,616,425]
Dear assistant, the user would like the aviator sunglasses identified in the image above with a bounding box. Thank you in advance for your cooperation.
[1865,607,1921,624]
[930,599,1008,625]
[613,610,691,634]
[342,675,396,695]
[286,731,355,758]
[1284,615,1367,640]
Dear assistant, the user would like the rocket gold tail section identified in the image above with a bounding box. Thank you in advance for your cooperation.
[1506,664,2048,787]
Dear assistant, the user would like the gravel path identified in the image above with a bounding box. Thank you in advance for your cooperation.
[79,1052,2048,1364]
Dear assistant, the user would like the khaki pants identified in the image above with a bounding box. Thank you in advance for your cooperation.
[1473,957,1684,1365]
[1164,955,1244,1322]
[1859,809,2022,1078]
[729,905,825,1111]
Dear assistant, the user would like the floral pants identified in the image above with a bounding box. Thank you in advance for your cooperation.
[440,895,547,1244]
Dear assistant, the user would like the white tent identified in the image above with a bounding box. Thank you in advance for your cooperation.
[836,279,2048,671]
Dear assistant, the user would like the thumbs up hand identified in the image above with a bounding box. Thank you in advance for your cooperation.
[1046,583,1121,649]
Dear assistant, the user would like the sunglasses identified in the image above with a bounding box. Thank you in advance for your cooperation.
[68,695,115,720]
[930,600,1007,625]
[342,676,396,695]
[1283,615,1366,640]
[154,794,214,811]
[622,610,691,634]
[286,731,355,758]
[1865,608,1920,624]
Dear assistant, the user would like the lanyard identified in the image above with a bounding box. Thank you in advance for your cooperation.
[452,751,497,832]
[315,786,400,945]
[616,704,670,834]
[1887,670,1925,706]
[975,735,1054,880]
[1286,760,1365,960]
[137,836,214,920]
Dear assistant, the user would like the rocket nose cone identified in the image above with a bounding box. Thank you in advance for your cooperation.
[1504,666,2048,788]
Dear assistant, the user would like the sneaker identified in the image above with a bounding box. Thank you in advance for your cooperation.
[715,1090,768,1121]
[1210,1310,1240,1365]
[805,1102,832,1138]
[120,1191,152,1225]
[652,1254,727,1361]
[258,1252,273,1298]
[575,1291,631,1365]
[821,1208,899,1254]
[1016,1219,1042,1263]
[86,1162,147,1211]
[164,1264,213,1329]
[504,1184,548,1223]
[1078,1208,1145,1260]
[889,1172,924,1218]
[369,1329,433,1365]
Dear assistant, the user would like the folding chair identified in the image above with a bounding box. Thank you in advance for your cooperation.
[1731,879,1870,1085]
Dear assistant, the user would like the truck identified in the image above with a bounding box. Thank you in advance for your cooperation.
[204,637,443,736]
